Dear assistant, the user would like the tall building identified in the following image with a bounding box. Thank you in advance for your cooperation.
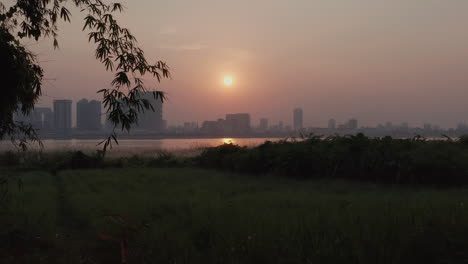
[424,123,432,131]
[183,122,198,133]
[201,120,220,135]
[293,108,303,130]
[29,109,43,129]
[278,121,284,131]
[14,107,51,130]
[259,118,268,132]
[77,99,102,131]
[225,113,251,135]
[137,92,163,132]
[53,100,72,134]
[43,108,54,130]
[328,118,336,129]
[34,107,53,130]
[347,118,358,130]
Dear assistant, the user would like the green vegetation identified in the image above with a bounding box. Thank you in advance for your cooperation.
[2,168,468,263]
[3,136,468,262]
[197,134,468,185]
[3,134,468,185]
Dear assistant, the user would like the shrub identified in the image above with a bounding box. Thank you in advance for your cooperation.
[196,135,468,186]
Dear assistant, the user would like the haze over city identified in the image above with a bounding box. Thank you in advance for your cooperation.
[24,0,468,128]
[5,1,468,262]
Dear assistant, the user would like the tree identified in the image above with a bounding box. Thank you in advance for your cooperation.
[0,0,170,152]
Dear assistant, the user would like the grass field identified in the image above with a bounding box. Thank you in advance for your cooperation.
[2,167,468,263]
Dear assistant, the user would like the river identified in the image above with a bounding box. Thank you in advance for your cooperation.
[0,138,282,156]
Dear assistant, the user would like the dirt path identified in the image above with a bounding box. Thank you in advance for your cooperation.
[51,170,90,234]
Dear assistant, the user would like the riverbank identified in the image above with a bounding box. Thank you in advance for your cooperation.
[3,134,468,185]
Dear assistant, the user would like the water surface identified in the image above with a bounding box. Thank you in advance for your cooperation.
[0,138,281,156]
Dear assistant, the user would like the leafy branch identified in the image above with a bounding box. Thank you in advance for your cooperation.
[0,0,170,153]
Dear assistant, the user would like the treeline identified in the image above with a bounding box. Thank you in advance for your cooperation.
[3,134,468,186]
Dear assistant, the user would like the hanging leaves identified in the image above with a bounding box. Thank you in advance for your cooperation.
[0,0,170,153]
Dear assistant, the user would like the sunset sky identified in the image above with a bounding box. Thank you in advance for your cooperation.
[29,0,468,128]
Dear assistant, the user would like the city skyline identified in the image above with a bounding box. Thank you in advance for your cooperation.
[17,97,468,136]
[29,97,465,130]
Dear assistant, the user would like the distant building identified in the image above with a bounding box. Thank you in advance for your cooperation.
[53,100,72,134]
[200,113,250,135]
[183,122,198,133]
[137,92,163,132]
[105,113,114,131]
[42,108,54,130]
[29,109,43,129]
[456,123,468,134]
[34,107,53,130]
[201,120,223,135]
[77,99,101,131]
[293,108,303,130]
[225,113,251,135]
[14,107,52,130]
[328,118,336,129]
[424,123,432,131]
[13,109,29,124]
[347,118,358,130]
[259,118,268,132]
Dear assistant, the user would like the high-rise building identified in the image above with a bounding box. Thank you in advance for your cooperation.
[34,107,53,130]
[347,118,358,130]
[328,118,336,129]
[29,109,43,129]
[279,121,284,131]
[259,118,268,132]
[183,122,198,133]
[77,99,102,131]
[424,123,432,131]
[43,108,54,130]
[293,108,303,130]
[137,92,163,132]
[225,113,251,135]
[14,107,51,130]
[53,100,72,134]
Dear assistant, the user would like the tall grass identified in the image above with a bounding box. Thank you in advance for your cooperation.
[3,168,468,263]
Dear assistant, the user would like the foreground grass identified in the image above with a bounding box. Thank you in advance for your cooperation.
[3,168,468,263]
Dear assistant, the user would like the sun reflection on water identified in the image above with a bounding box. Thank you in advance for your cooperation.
[222,138,235,144]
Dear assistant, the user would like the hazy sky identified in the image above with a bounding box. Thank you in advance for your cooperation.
[29,0,468,128]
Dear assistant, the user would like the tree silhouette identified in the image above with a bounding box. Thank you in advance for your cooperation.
[0,0,170,152]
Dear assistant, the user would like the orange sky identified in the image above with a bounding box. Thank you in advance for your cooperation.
[28,0,468,128]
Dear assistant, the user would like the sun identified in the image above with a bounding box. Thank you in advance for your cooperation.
[224,76,233,86]
[223,138,235,144]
